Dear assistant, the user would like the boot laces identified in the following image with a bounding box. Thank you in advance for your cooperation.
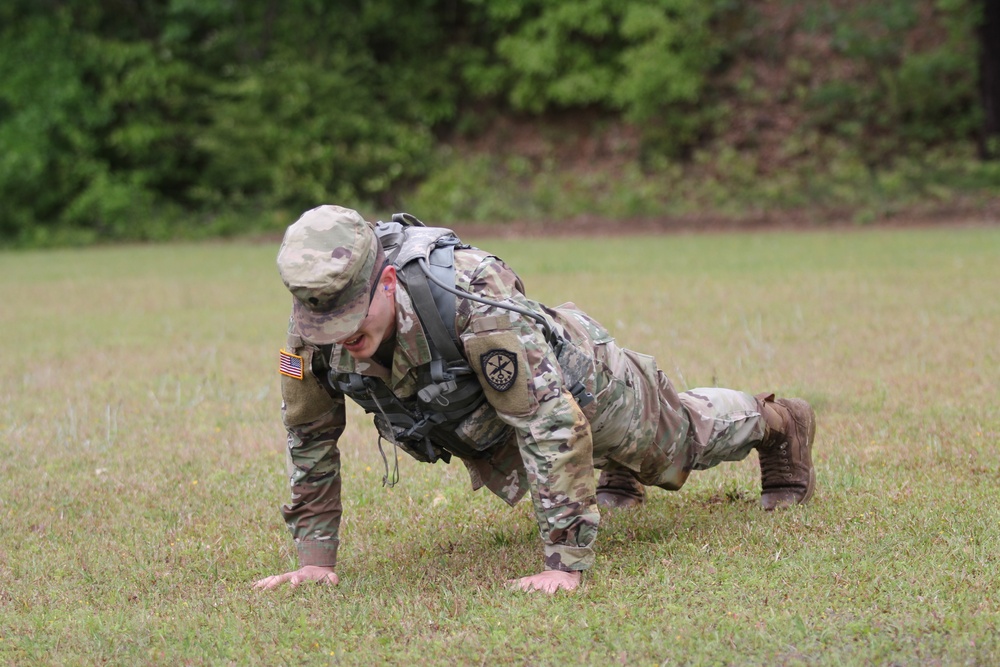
[760,438,794,489]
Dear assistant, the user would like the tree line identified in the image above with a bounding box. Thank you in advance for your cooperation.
[0,0,992,246]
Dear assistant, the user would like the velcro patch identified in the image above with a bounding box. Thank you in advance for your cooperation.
[480,349,518,392]
[472,314,511,333]
[463,329,536,417]
[279,349,304,379]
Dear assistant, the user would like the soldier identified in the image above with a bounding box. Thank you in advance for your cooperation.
[253,205,816,594]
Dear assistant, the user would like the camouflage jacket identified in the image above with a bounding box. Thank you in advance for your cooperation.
[279,247,681,572]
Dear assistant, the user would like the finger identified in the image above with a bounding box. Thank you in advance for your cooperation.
[289,575,302,588]
[256,573,290,590]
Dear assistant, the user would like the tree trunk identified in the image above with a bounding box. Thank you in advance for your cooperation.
[981,0,1000,158]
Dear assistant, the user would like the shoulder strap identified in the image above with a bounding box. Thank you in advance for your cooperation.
[401,243,464,364]
[375,219,466,365]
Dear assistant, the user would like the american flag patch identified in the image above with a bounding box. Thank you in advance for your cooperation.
[279,349,304,379]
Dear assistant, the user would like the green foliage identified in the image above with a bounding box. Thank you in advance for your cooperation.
[0,0,992,245]
[0,6,204,244]
[409,139,1000,227]
[801,0,980,163]
[0,13,102,243]
[193,57,434,210]
[184,0,460,211]
[0,0,457,246]
[465,0,735,153]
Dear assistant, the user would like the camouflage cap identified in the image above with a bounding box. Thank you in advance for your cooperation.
[277,205,386,344]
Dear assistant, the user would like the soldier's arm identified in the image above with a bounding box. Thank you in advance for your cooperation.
[480,341,600,577]
[456,255,600,582]
[279,399,346,567]
[255,331,346,589]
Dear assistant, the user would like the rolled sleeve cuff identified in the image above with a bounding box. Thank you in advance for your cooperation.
[543,544,594,572]
[295,538,340,567]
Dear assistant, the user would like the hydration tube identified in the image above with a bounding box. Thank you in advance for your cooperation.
[415,255,560,349]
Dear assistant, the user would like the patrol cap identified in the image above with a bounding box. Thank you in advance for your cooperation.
[277,205,386,344]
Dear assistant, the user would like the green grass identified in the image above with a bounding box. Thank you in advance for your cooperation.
[1,226,999,665]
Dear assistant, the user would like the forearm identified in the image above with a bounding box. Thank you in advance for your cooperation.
[281,454,342,567]
[281,405,346,567]
[516,392,600,572]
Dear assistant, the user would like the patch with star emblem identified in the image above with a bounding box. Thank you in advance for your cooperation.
[480,349,518,392]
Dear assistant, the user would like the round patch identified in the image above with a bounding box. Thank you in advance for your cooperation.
[480,349,518,392]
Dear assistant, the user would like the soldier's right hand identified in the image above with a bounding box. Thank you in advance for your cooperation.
[253,565,339,590]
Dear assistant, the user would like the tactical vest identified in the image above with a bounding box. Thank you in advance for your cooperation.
[317,214,593,466]
[319,216,508,464]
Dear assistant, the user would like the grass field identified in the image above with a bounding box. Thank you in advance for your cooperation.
[1,225,999,666]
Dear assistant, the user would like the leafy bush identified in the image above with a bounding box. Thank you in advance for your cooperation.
[192,57,434,211]
[0,1,455,245]
[0,0,991,246]
[463,0,736,154]
[801,0,979,163]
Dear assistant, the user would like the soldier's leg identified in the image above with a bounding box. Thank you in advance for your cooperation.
[597,387,760,508]
[680,388,816,510]
[681,388,764,469]
[596,464,645,509]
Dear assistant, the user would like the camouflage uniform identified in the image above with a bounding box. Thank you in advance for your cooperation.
[277,206,780,573]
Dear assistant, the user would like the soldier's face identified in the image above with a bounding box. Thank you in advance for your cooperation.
[337,267,397,359]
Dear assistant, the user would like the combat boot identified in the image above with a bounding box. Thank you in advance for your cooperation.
[754,393,816,511]
[596,467,645,509]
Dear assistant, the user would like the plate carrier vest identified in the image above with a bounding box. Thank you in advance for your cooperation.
[313,214,593,466]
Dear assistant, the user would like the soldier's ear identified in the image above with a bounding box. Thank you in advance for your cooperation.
[380,266,397,295]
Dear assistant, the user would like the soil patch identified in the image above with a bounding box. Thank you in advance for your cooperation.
[449,199,1000,239]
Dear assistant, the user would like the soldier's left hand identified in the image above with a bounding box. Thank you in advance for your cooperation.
[509,570,581,593]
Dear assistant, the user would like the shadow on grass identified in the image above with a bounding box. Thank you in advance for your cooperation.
[342,483,778,592]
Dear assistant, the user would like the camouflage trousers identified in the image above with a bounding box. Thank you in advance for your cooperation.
[633,378,766,491]
[682,388,765,468]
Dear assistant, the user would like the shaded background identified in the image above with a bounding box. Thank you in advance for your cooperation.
[1,0,997,246]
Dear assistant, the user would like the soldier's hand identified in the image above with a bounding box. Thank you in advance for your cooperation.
[509,570,581,593]
[253,565,339,590]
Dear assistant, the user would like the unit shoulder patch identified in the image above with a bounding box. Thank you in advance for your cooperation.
[480,349,518,392]
[462,329,537,417]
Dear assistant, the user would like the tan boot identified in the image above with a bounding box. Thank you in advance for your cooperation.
[755,393,816,511]
[596,467,645,509]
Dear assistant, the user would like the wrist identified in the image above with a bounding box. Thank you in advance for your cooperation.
[295,537,340,568]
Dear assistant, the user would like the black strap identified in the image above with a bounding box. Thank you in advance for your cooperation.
[401,247,465,364]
